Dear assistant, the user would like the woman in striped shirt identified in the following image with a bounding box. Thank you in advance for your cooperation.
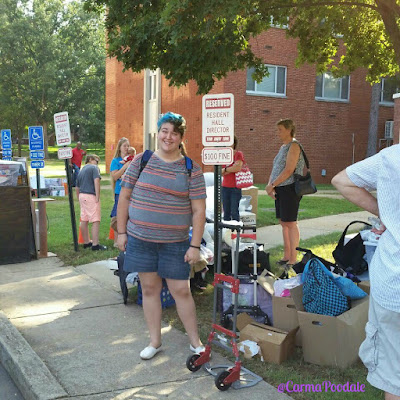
[117,112,207,360]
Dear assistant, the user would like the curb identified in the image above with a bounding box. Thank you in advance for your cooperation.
[0,311,67,400]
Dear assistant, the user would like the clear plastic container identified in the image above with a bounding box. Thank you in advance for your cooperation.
[363,241,377,265]
[0,161,21,186]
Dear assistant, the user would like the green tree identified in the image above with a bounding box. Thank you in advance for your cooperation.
[85,0,400,155]
[0,0,105,150]
[85,0,400,94]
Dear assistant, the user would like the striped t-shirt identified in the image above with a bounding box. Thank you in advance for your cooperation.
[346,144,400,312]
[121,152,206,243]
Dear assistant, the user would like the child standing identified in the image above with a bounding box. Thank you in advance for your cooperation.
[76,154,107,251]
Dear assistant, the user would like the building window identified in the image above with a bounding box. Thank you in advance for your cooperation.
[246,65,287,96]
[380,77,397,104]
[315,73,350,101]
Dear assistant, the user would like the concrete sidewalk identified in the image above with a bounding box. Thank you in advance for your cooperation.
[258,210,372,250]
[0,257,290,400]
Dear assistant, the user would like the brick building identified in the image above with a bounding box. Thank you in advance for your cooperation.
[105,28,396,183]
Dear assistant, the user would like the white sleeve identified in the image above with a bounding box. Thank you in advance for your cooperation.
[345,153,380,192]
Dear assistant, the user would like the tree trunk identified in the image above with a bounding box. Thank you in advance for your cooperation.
[366,83,381,157]
[17,129,22,157]
[43,121,49,158]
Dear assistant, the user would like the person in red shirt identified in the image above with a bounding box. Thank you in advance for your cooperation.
[70,142,86,187]
[221,136,244,221]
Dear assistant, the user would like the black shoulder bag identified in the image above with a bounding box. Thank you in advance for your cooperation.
[293,144,317,196]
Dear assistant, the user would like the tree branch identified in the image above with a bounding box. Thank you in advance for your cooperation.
[263,1,378,12]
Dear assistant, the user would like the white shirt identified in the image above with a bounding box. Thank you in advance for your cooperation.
[346,144,400,312]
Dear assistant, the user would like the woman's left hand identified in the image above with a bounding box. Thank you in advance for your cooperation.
[266,184,276,199]
[184,247,201,265]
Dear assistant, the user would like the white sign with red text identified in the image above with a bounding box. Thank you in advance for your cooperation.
[201,147,233,165]
[54,111,72,146]
[202,93,234,147]
[57,147,73,160]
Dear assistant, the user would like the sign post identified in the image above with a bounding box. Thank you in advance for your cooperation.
[202,93,235,267]
[54,111,78,252]
[1,129,12,160]
[28,126,44,198]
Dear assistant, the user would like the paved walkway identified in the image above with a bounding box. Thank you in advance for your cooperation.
[0,257,290,400]
[258,210,372,250]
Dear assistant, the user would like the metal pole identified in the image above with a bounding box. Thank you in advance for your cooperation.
[352,133,355,164]
[214,165,221,273]
[65,159,79,251]
[36,168,41,198]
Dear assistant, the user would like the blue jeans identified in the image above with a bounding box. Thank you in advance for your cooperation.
[71,163,80,187]
[222,187,242,221]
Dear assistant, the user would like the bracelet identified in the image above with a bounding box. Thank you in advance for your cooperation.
[118,232,127,235]
[189,244,201,249]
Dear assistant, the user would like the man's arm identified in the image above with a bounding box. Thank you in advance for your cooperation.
[331,170,379,216]
[94,178,100,203]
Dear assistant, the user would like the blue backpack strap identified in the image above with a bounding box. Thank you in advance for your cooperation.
[139,150,153,176]
[184,156,193,177]
[140,151,192,177]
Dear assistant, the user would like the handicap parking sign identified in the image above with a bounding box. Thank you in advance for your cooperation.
[29,126,44,151]
[1,129,12,149]
[2,149,12,157]
[31,160,45,169]
[30,150,45,160]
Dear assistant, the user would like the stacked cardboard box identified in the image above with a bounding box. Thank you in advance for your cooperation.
[290,285,369,368]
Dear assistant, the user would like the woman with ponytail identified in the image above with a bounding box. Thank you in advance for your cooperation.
[110,137,132,246]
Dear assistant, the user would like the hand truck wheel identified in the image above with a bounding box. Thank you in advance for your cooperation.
[186,354,202,372]
[215,370,232,391]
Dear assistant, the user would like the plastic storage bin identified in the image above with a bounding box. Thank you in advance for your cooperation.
[363,241,377,265]
[0,160,22,186]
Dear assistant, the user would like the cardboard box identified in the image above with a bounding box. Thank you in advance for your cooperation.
[358,280,370,295]
[290,285,369,368]
[239,320,298,364]
[240,211,256,226]
[242,186,258,216]
[273,295,302,347]
[237,312,257,331]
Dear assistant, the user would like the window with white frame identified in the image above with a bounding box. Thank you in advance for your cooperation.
[246,65,287,96]
[315,72,350,101]
[380,77,398,104]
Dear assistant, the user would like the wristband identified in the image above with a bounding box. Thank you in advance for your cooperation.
[189,244,201,249]
[118,232,127,235]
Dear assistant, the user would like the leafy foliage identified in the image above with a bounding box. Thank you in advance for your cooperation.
[85,0,400,93]
[0,0,106,144]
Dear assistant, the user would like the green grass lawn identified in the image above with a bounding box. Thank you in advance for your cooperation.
[46,188,119,266]
[256,195,362,227]
[11,142,107,177]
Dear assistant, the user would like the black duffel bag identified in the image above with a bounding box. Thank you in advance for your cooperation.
[221,247,271,275]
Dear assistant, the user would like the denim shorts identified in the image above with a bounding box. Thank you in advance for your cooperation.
[123,235,191,280]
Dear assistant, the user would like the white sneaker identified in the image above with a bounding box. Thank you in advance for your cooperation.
[140,345,162,360]
[189,344,205,354]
